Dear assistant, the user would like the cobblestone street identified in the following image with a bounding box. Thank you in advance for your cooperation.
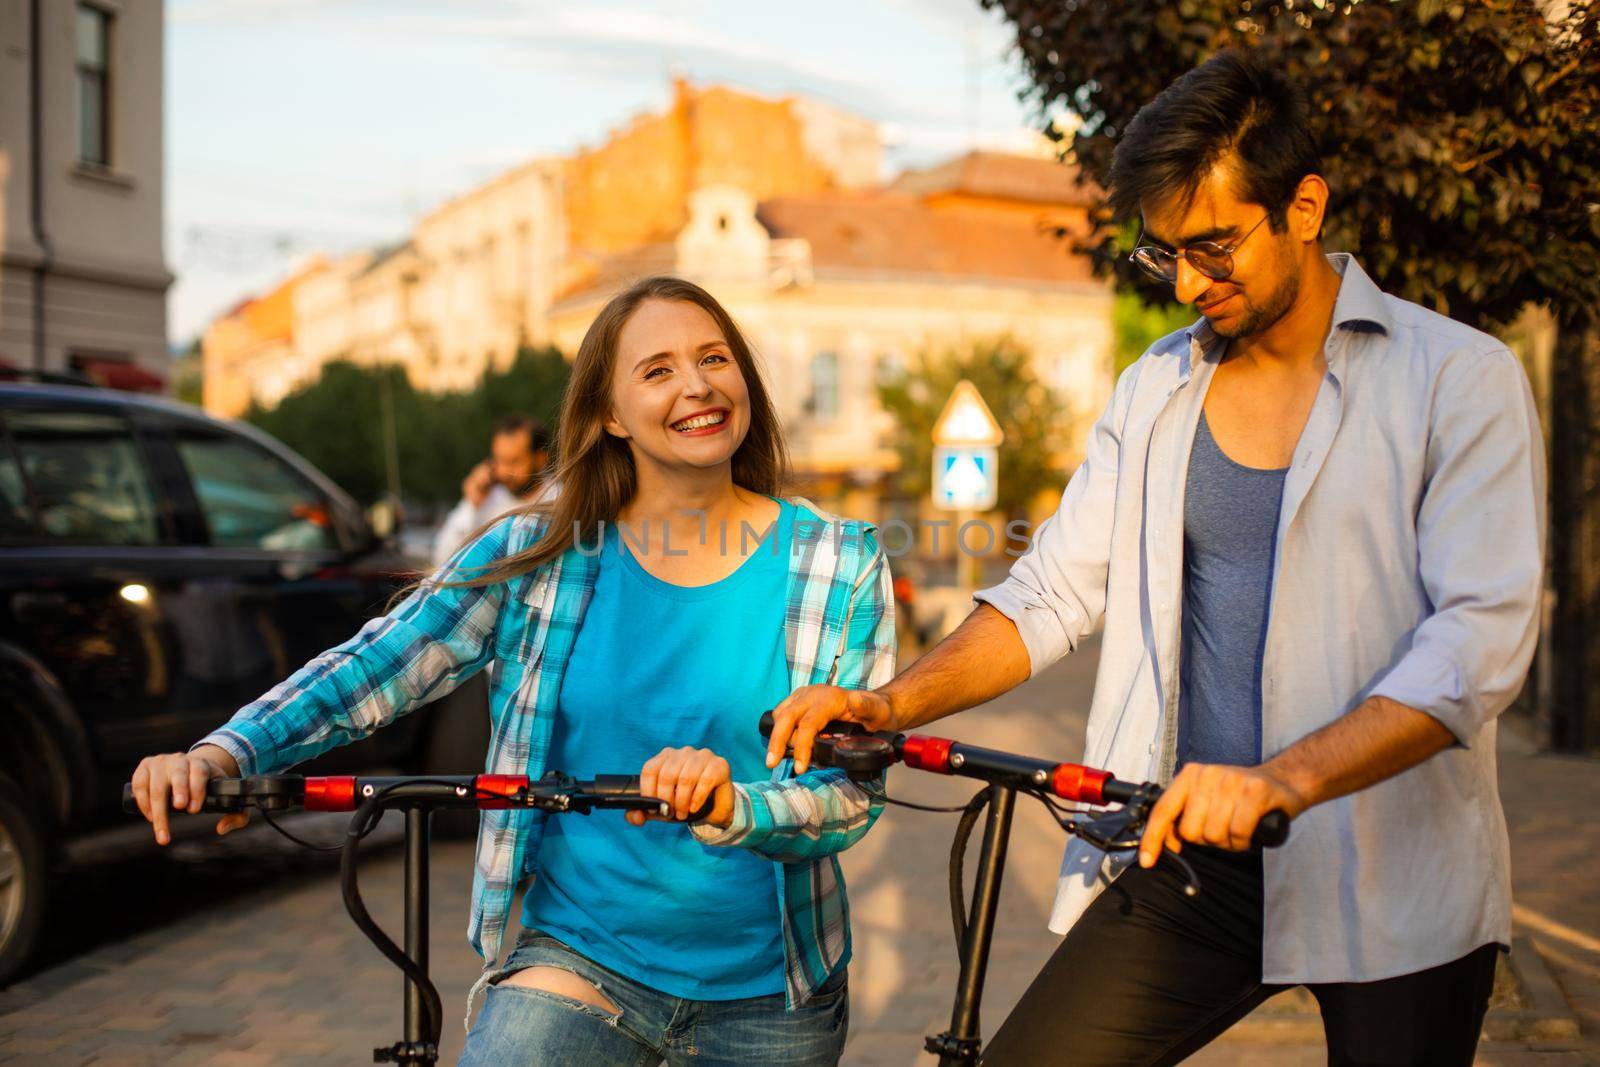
[1,638,1595,1065]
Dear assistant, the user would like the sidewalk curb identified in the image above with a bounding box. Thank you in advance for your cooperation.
[1495,935,1583,1042]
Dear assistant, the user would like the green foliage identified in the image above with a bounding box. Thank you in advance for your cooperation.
[171,345,204,409]
[245,345,570,507]
[981,0,1600,333]
[1114,291,1195,378]
[480,344,570,430]
[877,337,1064,516]
[980,1,1600,745]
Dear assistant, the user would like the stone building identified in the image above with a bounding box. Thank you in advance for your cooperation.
[0,0,170,388]
[200,81,1114,520]
[204,80,883,415]
[547,151,1113,517]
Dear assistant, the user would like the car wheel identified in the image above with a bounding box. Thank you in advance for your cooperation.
[0,775,48,987]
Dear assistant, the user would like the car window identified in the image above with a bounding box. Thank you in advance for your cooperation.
[175,433,338,551]
[0,433,35,542]
[6,410,163,545]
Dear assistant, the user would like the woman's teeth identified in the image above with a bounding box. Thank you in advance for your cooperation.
[672,412,726,432]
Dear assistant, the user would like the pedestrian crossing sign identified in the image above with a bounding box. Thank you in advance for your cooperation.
[933,446,998,511]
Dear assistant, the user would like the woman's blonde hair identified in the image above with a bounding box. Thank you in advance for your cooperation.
[444,275,790,589]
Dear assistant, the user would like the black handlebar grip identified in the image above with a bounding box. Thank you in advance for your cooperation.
[1252,809,1290,849]
[587,774,641,797]
[123,778,251,817]
[757,710,864,741]
[606,775,717,823]
[120,780,228,815]
[687,794,717,823]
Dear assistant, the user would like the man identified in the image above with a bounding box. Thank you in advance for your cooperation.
[770,52,1544,1065]
[431,414,555,566]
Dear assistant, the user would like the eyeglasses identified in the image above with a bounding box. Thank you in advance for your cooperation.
[1128,213,1271,285]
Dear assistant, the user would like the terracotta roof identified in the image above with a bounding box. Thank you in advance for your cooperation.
[892,150,1099,207]
[756,192,1096,286]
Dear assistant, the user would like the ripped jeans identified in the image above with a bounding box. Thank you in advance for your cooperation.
[460,929,849,1066]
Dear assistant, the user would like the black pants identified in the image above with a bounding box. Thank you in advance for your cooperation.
[983,847,1499,1066]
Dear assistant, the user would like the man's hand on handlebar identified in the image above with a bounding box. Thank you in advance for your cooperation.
[765,685,897,774]
[628,747,735,828]
[130,744,247,846]
[1139,762,1308,867]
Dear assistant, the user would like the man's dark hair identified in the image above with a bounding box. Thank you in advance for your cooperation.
[494,413,550,454]
[1106,50,1321,228]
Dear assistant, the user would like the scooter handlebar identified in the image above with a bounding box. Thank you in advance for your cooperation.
[756,710,1291,849]
[123,774,716,822]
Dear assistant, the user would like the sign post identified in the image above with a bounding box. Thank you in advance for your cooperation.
[931,381,1004,596]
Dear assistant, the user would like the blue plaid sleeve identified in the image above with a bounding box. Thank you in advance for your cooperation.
[693,534,896,861]
[193,518,521,776]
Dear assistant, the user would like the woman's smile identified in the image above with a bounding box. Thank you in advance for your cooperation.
[670,407,730,436]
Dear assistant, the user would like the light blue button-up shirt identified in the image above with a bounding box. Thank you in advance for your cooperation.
[977,254,1545,983]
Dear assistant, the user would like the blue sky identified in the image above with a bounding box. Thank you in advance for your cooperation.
[165,0,1052,344]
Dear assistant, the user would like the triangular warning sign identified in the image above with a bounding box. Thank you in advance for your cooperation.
[932,380,1004,447]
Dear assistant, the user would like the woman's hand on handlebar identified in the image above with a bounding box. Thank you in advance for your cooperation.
[130,745,246,845]
[629,747,734,828]
[765,685,896,774]
[1138,762,1308,867]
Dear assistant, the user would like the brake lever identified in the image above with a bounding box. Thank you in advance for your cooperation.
[1072,806,1144,851]
[1061,795,1203,897]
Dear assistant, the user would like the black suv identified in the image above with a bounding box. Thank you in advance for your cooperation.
[0,383,486,984]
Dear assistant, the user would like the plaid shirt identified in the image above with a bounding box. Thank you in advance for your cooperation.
[196,498,895,1013]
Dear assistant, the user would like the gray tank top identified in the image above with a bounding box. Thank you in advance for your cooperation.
[1178,411,1288,768]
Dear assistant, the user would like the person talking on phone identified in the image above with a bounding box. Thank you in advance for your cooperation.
[432,414,557,566]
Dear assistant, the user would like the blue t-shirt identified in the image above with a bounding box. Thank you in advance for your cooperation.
[521,499,794,1000]
[1178,412,1288,768]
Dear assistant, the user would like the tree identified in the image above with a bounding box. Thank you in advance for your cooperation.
[1114,291,1193,378]
[480,344,569,430]
[247,361,410,506]
[245,344,571,508]
[171,338,204,408]
[877,337,1067,518]
[980,0,1600,750]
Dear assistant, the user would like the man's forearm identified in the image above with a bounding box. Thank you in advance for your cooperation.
[1264,694,1455,809]
[881,603,1033,730]
[1139,693,1460,862]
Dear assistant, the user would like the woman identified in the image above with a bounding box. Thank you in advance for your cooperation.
[130,276,895,1066]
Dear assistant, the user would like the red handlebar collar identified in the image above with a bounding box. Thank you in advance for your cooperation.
[901,734,954,774]
[304,776,357,812]
[1051,763,1109,805]
[476,775,530,809]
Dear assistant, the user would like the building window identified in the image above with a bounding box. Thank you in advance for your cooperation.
[810,351,839,422]
[75,4,112,167]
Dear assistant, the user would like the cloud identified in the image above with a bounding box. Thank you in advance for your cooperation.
[879,0,1011,41]
[373,6,970,128]
[168,0,494,26]
[169,0,357,25]
[172,1,1024,135]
